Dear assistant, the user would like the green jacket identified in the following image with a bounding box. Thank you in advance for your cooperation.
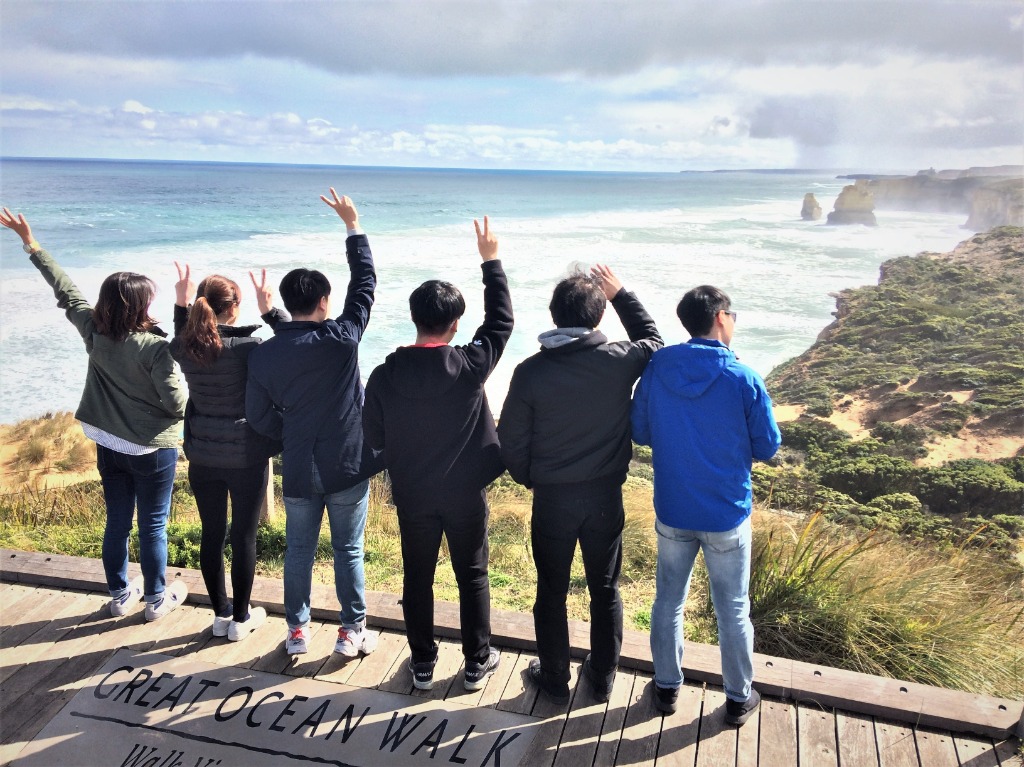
[31,249,186,448]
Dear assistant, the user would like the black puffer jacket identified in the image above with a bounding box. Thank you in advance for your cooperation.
[498,289,662,488]
[170,305,283,469]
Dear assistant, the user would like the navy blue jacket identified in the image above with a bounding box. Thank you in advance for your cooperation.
[245,234,383,498]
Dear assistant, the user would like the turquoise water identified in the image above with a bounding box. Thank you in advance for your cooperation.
[0,158,971,424]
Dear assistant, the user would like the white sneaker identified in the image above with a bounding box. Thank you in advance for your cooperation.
[228,607,267,642]
[212,611,232,637]
[110,575,144,617]
[335,625,379,657]
[144,580,189,622]
[286,624,311,655]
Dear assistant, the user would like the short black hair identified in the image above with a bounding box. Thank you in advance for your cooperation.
[549,272,606,329]
[409,280,466,334]
[279,269,331,316]
[676,285,731,337]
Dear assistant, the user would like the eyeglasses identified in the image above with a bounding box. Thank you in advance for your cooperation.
[721,310,737,322]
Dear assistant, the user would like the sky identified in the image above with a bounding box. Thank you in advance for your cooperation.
[1,0,1022,172]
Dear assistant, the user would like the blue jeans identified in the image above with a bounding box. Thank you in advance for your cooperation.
[650,516,754,702]
[283,466,369,630]
[96,445,178,603]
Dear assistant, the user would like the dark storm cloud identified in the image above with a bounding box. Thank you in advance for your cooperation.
[3,0,1021,76]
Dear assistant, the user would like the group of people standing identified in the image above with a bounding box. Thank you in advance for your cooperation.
[2,187,779,727]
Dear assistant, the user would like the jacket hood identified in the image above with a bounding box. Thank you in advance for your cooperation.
[381,345,466,399]
[651,339,733,399]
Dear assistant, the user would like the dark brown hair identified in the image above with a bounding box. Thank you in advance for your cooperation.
[92,272,158,342]
[179,275,241,366]
[549,271,606,329]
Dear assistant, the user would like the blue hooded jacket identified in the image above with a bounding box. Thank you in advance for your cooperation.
[631,338,781,532]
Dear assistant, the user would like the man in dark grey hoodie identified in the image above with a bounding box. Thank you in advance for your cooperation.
[498,267,662,704]
[362,217,512,693]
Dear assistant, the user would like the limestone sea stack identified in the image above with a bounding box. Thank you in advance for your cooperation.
[801,193,822,221]
[827,180,877,226]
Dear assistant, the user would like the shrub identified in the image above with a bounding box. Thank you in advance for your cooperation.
[814,448,917,503]
[916,459,1024,517]
[779,418,851,455]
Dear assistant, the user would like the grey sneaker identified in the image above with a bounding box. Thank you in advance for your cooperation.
[286,624,311,655]
[410,658,437,691]
[144,580,189,622]
[228,606,266,642]
[725,688,761,726]
[109,575,144,617]
[464,648,500,691]
[335,625,379,657]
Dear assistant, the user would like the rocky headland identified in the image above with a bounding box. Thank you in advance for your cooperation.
[836,166,1023,229]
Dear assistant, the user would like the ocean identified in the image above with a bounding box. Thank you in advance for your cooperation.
[0,157,972,425]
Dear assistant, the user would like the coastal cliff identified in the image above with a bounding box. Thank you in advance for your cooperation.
[840,167,1023,229]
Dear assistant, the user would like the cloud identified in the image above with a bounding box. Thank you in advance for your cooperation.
[3,0,1022,77]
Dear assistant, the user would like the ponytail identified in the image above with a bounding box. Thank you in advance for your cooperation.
[179,275,240,366]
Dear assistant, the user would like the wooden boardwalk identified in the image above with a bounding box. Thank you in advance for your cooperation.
[1,551,1021,766]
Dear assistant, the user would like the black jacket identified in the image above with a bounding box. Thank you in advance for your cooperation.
[170,305,284,469]
[498,289,663,488]
[246,233,383,498]
[363,260,513,507]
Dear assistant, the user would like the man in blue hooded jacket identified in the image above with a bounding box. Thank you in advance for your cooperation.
[631,284,781,726]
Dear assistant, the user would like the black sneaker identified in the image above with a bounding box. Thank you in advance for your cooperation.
[409,658,436,691]
[582,654,614,702]
[527,659,570,705]
[725,688,761,726]
[654,684,679,714]
[464,648,500,691]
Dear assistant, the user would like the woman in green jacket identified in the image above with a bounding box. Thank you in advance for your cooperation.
[1,208,189,621]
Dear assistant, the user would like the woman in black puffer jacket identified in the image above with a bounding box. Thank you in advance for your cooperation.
[170,264,283,642]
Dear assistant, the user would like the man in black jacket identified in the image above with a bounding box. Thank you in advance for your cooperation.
[498,266,662,704]
[363,216,512,692]
[246,189,382,660]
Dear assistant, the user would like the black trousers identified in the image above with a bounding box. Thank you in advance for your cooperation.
[396,490,491,665]
[531,478,625,687]
[189,461,269,622]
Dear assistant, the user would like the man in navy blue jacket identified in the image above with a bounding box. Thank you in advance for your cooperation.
[363,216,512,693]
[632,285,781,726]
[246,189,383,659]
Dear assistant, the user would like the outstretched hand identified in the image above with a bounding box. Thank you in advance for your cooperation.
[0,208,35,246]
[591,264,623,300]
[474,216,499,261]
[173,261,195,307]
[320,188,359,229]
[249,269,274,315]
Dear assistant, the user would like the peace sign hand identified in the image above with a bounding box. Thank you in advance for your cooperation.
[249,269,274,315]
[474,216,499,262]
[174,261,195,307]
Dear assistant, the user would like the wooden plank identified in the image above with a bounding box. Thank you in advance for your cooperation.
[476,648,521,709]
[0,591,102,685]
[200,613,284,670]
[649,681,702,767]
[874,719,919,767]
[836,710,880,767]
[952,734,999,767]
[696,686,737,767]
[552,657,612,767]
[0,584,53,632]
[735,693,760,767]
[520,661,578,767]
[611,672,661,767]
[913,728,958,767]
[495,652,540,716]
[798,701,839,767]
[992,736,1022,766]
[759,696,798,767]
[592,668,635,767]
[0,588,75,657]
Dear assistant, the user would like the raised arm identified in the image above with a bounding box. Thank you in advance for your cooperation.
[249,268,288,327]
[321,189,375,338]
[172,261,196,335]
[2,208,95,340]
[463,216,514,382]
[595,264,663,367]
